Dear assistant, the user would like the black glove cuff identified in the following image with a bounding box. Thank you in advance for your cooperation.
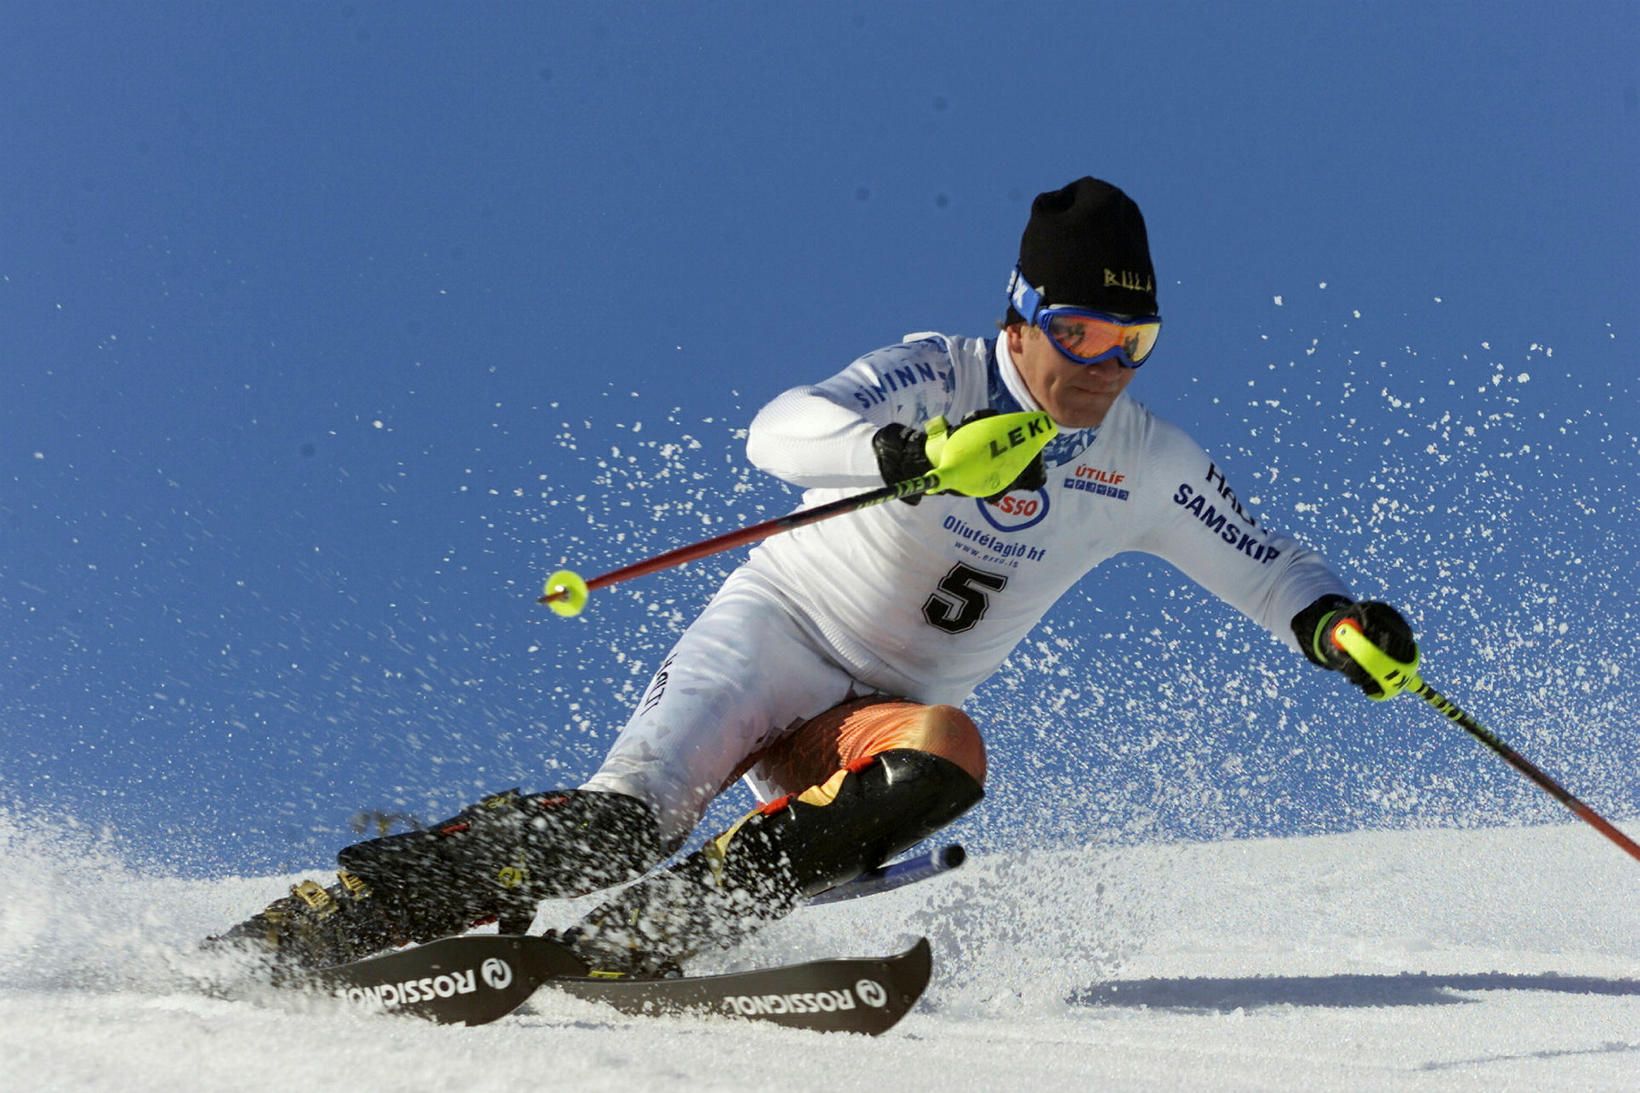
[1291,594,1353,668]
[872,423,933,504]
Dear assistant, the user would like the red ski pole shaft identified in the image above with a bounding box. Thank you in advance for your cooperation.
[538,408,1059,617]
[1412,679,1640,863]
[1332,619,1639,864]
[537,472,937,608]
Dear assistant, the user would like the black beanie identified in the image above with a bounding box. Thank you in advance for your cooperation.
[1015,177,1158,317]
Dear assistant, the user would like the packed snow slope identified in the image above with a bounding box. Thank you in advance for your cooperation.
[1,812,1634,1092]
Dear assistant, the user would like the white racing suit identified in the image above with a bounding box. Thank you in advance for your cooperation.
[583,331,1349,844]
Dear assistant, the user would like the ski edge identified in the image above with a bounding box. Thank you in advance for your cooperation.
[541,936,933,1036]
[292,932,586,1026]
[289,934,933,1034]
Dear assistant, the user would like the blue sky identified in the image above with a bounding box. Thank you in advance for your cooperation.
[3,3,1636,871]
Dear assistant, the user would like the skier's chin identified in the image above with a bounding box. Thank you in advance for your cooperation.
[1049,392,1118,429]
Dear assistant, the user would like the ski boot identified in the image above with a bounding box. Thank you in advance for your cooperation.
[557,749,982,977]
[208,868,408,974]
[209,787,663,972]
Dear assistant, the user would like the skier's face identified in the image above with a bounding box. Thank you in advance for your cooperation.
[1007,322,1137,429]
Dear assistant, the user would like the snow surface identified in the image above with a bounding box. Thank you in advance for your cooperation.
[2,812,1635,1091]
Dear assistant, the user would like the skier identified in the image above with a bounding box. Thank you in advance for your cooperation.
[215,177,1416,975]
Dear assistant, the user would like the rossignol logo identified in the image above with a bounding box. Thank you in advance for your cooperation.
[481,957,513,990]
[720,977,889,1017]
[337,959,513,1010]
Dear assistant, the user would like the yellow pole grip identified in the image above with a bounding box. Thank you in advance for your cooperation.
[1330,617,1422,701]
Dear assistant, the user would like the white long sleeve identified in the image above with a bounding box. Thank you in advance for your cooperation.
[746,334,963,488]
[738,332,1350,704]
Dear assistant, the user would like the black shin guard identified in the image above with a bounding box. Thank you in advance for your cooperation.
[564,749,983,974]
[338,787,665,938]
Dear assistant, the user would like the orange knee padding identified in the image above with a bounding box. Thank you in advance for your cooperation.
[754,698,987,798]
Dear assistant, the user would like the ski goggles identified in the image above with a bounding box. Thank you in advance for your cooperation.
[1007,266,1161,368]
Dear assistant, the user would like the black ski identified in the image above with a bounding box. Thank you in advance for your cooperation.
[291,933,931,1035]
[295,932,589,1026]
[544,937,931,1036]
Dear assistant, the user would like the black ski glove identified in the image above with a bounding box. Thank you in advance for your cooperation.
[872,422,935,505]
[1292,595,1418,698]
[872,410,1047,506]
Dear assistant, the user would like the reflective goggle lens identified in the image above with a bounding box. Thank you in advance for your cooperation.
[1044,310,1161,366]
